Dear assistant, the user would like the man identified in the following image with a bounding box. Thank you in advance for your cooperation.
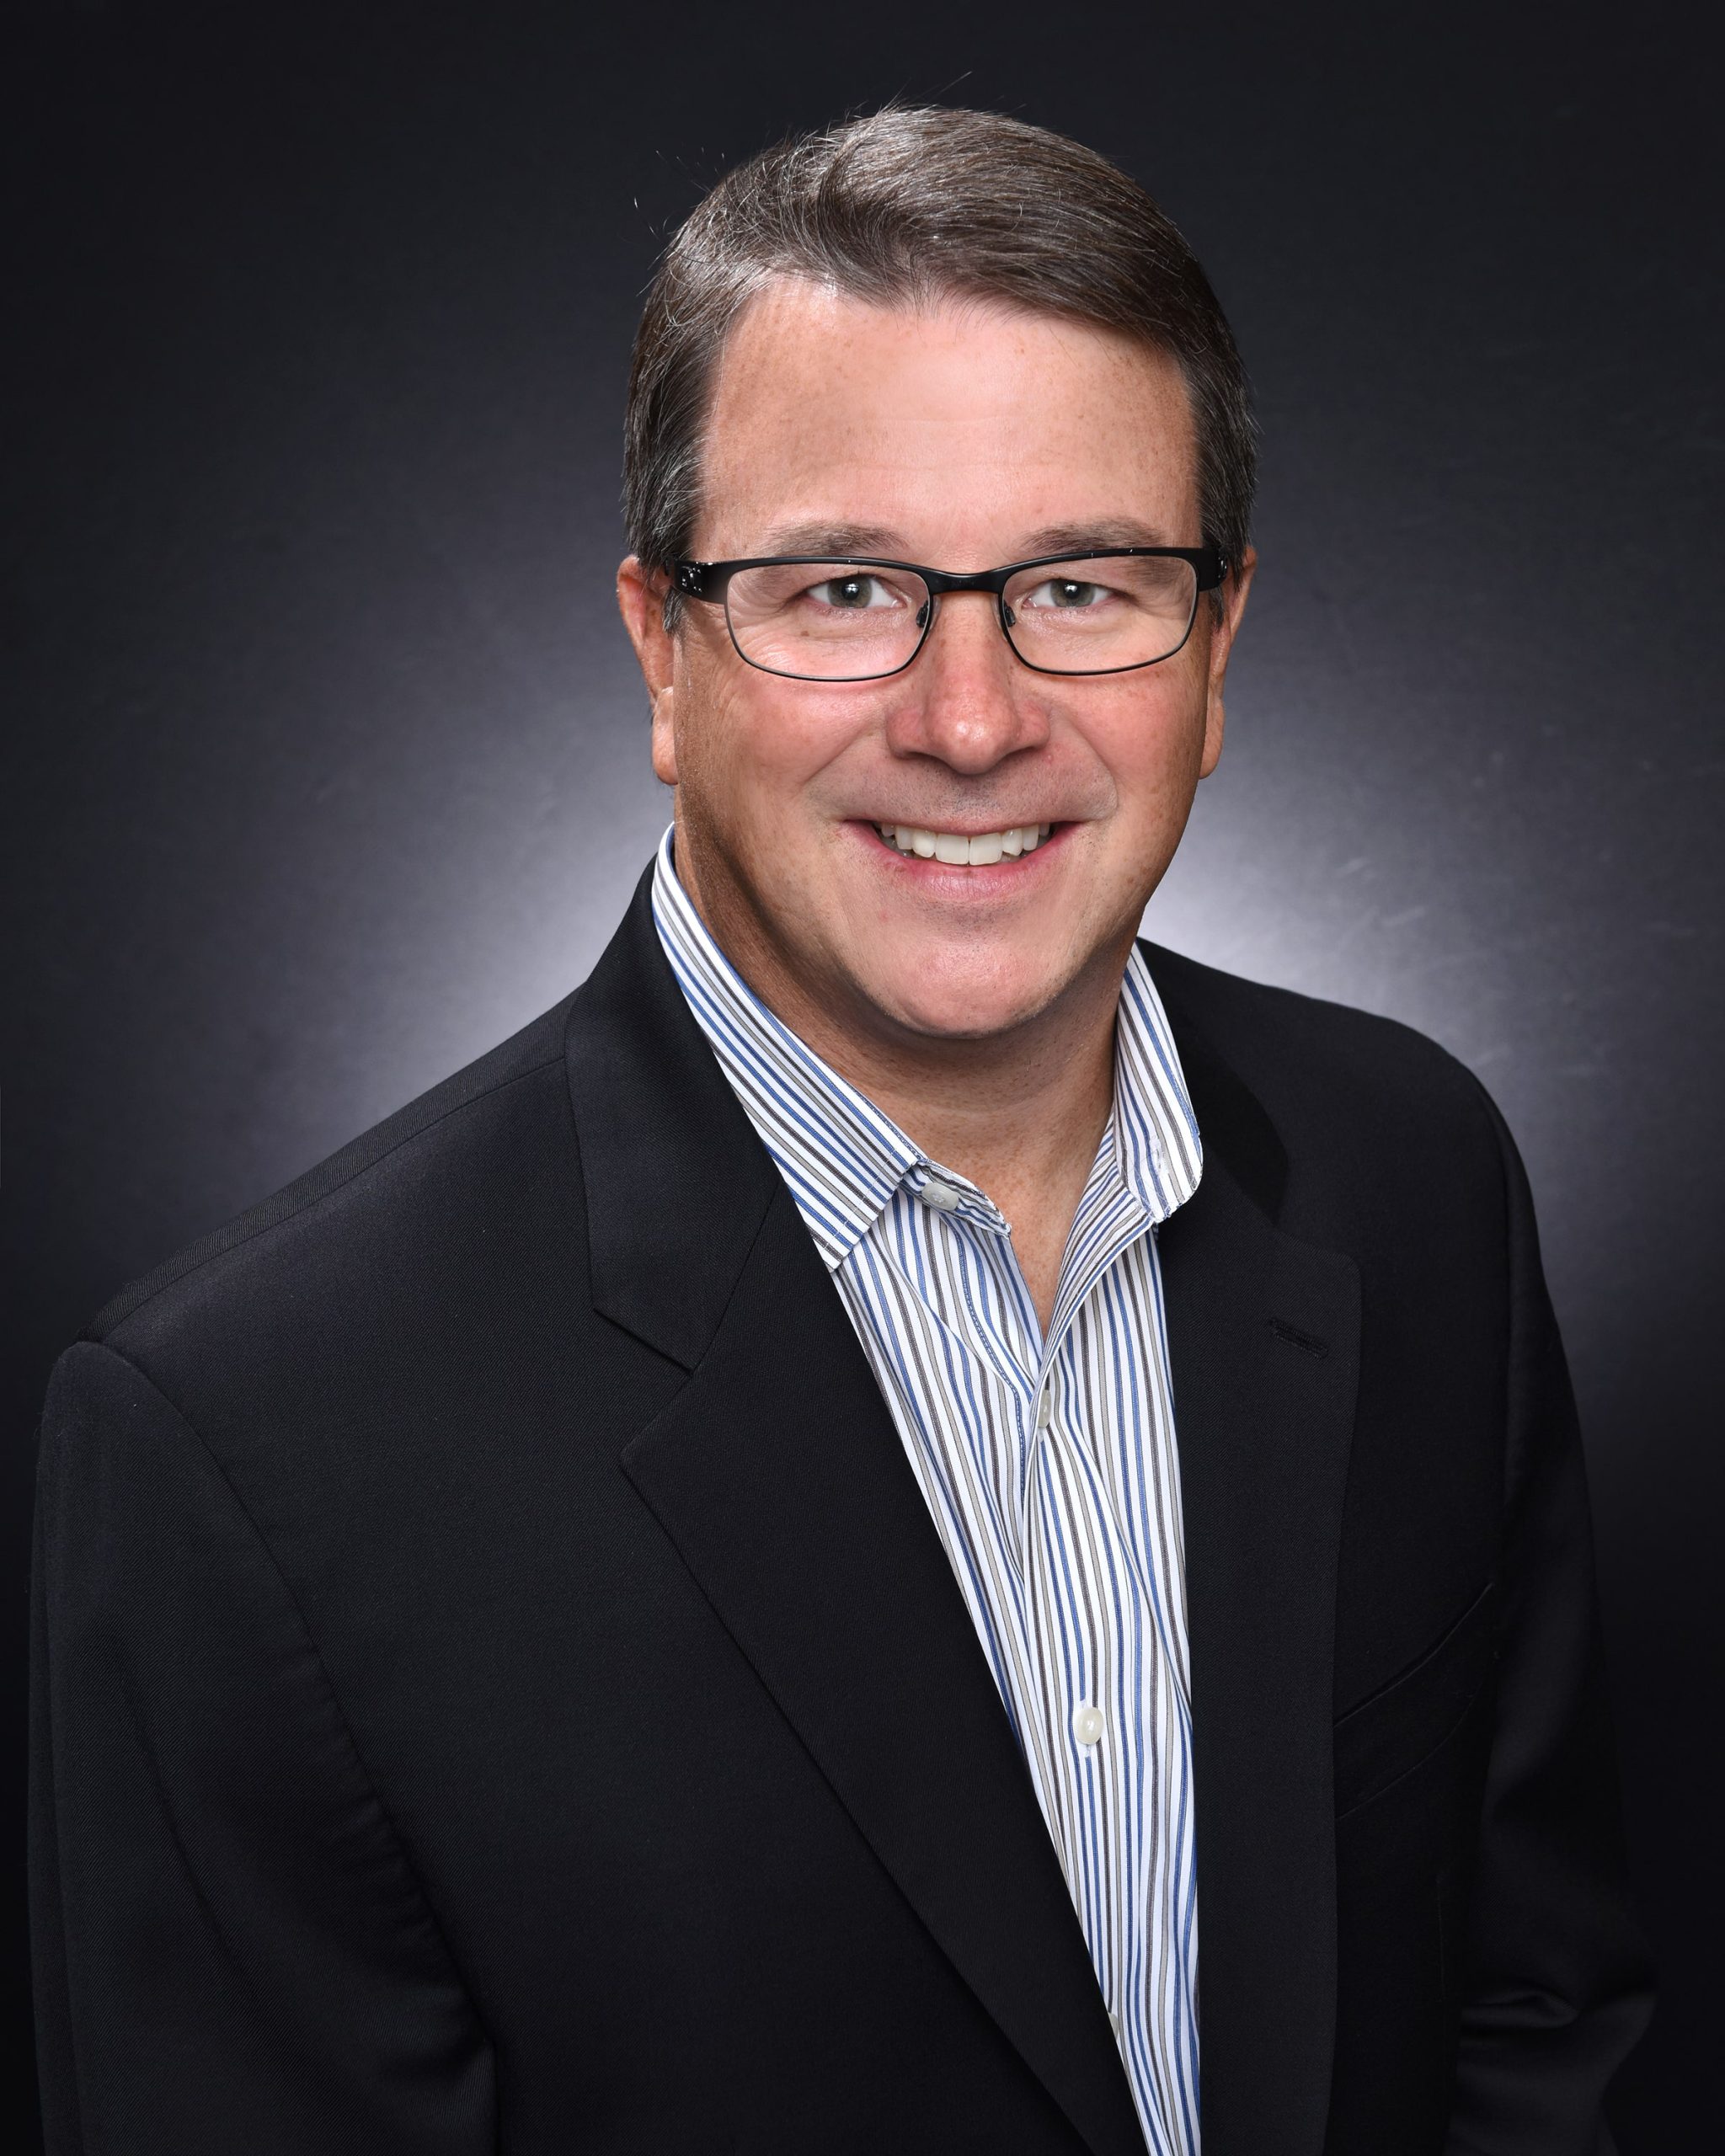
[30,105,1650,2155]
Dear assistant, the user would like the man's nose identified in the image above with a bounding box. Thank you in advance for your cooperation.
[883,591,1051,773]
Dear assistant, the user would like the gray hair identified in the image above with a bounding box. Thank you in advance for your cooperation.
[623,104,1256,627]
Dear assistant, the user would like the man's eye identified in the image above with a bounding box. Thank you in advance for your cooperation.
[805,575,894,610]
[1023,577,1109,610]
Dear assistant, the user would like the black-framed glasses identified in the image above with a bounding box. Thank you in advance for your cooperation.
[673,546,1226,683]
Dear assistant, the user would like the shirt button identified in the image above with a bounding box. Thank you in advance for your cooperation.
[1035,1387,1053,1429]
[921,1181,960,1210]
[1072,1702,1105,1748]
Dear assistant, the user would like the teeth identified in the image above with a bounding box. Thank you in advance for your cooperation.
[878,823,1051,864]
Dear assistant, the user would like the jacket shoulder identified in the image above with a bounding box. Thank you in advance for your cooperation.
[1146,939,1493,1117]
[87,995,579,1364]
[1141,939,1507,1218]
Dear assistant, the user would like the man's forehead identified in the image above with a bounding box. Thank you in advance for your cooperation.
[697,280,1200,552]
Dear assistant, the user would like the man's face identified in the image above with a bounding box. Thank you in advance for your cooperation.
[619,281,1253,1054]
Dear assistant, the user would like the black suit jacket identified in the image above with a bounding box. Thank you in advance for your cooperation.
[30,872,1652,2155]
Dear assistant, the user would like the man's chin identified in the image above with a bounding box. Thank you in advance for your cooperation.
[848,956,1072,1049]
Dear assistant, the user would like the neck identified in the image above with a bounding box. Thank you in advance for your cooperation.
[805,977,1121,1219]
[809,967,1127,1334]
[680,848,1130,1332]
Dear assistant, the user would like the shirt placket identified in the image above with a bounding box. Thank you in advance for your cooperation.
[1028,1162,1168,2095]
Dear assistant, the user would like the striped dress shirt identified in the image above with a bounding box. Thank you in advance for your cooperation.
[651,829,1204,2156]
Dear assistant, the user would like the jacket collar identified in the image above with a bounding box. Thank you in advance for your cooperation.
[566,867,1359,2156]
[563,862,782,1373]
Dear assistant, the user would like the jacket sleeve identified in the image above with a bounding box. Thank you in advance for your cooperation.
[29,1340,495,2156]
[1445,1091,1654,2154]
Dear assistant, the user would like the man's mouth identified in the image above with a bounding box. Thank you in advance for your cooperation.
[873,821,1054,866]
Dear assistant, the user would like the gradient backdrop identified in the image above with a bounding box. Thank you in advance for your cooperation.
[4,3,1720,2144]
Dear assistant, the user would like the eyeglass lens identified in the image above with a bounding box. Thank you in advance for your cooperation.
[722,556,1200,680]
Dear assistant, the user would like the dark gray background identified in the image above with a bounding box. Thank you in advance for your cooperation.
[4,1,1719,2144]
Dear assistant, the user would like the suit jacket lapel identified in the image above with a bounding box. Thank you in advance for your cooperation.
[625,1187,1153,2156]
[1153,982,1362,2156]
[568,874,1146,2156]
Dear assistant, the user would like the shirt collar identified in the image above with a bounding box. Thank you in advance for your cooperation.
[649,826,1202,1271]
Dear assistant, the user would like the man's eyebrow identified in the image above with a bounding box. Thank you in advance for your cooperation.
[746,520,910,558]
[1017,519,1182,556]
[734,516,1184,563]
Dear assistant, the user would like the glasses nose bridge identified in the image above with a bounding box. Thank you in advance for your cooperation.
[916,567,1017,662]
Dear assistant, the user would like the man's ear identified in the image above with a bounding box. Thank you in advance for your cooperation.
[617,556,681,783]
[617,555,676,705]
[1199,545,1256,779]
[649,685,678,787]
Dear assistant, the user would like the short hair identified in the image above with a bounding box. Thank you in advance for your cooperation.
[623,104,1256,627]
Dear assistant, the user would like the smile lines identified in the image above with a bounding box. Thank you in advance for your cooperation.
[876,822,1054,865]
